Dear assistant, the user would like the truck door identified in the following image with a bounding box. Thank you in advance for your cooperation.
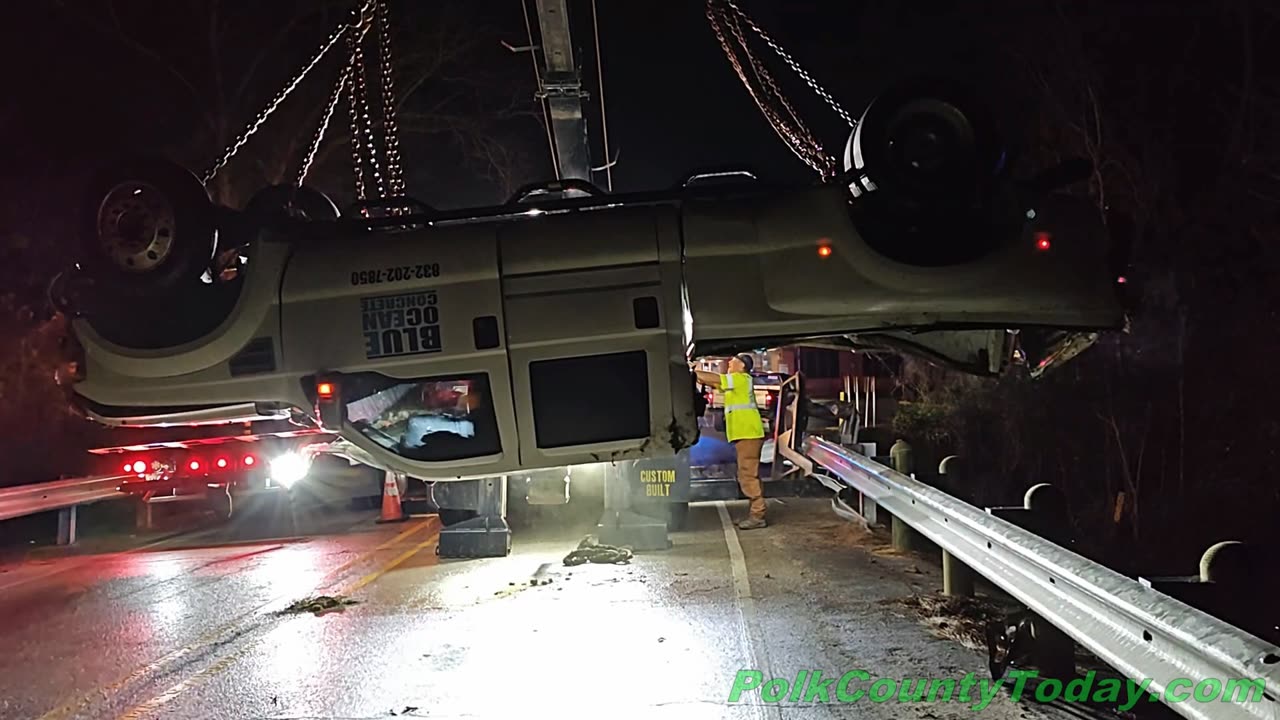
[279,222,520,479]
[497,205,698,470]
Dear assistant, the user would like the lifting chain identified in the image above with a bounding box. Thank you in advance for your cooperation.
[375,0,406,199]
[297,55,355,189]
[201,0,408,214]
[720,0,855,129]
[706,0,857,180]
[201,6,367,186]
[346,14,384,204]
[344,0,409,214]
[707,1,836,178]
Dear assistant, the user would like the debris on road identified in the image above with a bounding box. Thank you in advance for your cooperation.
[530,562,554,585]
[493,564,562,599]
[280,595,359,616]
[562,535,633,566]
[885,593,1106,676]
[882,593,1014,651]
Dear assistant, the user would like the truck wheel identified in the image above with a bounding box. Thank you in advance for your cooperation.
[79,155,218,298]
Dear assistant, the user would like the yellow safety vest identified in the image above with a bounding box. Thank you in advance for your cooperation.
[721,372,765,442]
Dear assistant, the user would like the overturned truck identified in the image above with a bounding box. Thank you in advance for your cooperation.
[54,81,1129,554]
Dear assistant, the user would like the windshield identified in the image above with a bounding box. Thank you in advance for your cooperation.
[343,372,501,462]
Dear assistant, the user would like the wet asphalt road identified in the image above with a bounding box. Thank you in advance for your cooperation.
[0,497,1105,719]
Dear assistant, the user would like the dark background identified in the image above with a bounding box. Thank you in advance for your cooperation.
[1,0,1278,572]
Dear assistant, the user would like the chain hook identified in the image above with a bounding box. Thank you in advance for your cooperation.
[344,0,376,30]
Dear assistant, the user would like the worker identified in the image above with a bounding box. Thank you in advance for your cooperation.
[694,354,767,529]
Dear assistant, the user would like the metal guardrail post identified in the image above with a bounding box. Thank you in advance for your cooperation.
[941,550,973,596]
[802,437,1280,720]
[937,456,974,597]
[1199,540,1250,584]
[888,439,919,551]
[859,490,879,526]
[890,508,915,550]
[136,496,154,530]
[1197,541,1268,637]
[57,506,78,545]
[1141,541,1271,643]
[988,483,1075,679]
[889,438,914,475]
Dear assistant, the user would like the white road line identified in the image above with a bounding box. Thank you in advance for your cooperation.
[0,535,160,594]
[0,527,206,595]
[0,560,86,595]
[716,501,782,720]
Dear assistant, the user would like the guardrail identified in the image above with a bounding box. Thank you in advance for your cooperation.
[802,436,1280,720]
[0,474,130,544]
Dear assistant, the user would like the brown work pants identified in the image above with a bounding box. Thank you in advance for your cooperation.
[734,437,766,520]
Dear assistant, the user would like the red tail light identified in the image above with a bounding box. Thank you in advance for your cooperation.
[215,457,229,469]
[122,462,132,473]
[243,455,256,467]
[132,460,146,474]
[188,459,202,472]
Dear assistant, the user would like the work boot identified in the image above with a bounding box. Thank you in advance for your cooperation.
[737,517,767,530]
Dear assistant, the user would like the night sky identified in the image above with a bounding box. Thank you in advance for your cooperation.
[0,1,1013,214]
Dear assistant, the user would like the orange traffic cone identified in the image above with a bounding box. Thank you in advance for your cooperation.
[377,470,406,523]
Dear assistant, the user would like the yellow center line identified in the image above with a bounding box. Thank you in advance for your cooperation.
[113,524,441,720]
[114,644,251,720]
[37,517,438,720]
[343,531,441,596]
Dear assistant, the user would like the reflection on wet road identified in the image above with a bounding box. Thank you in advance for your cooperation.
[0,499,1085,719]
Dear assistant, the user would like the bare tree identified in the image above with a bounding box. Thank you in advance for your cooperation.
[52,0,541,207]
[0,0,544,483]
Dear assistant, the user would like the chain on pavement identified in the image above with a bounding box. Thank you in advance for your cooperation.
[562,535,635,566]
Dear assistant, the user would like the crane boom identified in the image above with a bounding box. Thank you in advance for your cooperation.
[532,0,592,182]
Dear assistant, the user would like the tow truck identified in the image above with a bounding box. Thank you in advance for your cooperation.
[50,0,1130,554]
[85,423,346,522]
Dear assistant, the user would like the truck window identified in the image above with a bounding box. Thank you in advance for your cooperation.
[529,350,649,448]
[343,372,501,462]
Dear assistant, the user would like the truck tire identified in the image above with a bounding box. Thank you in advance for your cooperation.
[79,155,218,298]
